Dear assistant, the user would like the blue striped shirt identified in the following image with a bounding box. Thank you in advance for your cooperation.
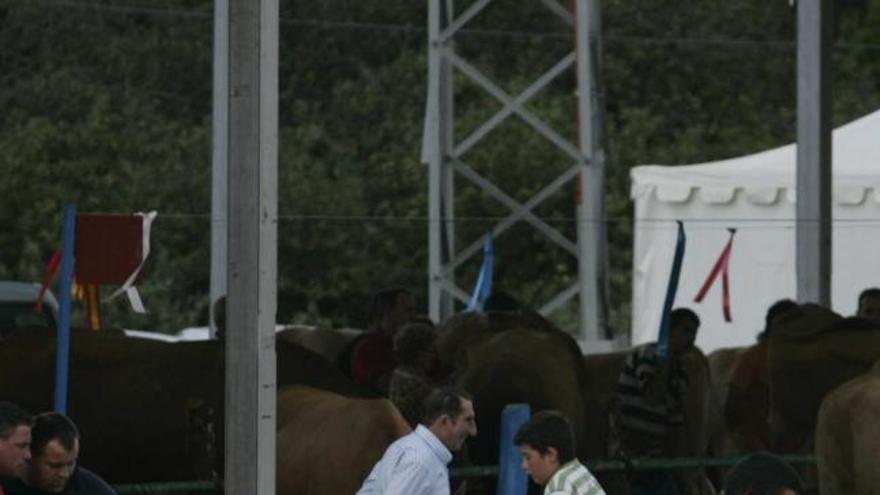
[356,424,452,495]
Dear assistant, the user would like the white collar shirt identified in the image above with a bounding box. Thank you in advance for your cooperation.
[356,424,453,495]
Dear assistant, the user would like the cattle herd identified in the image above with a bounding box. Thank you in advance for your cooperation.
[2,302,879,495]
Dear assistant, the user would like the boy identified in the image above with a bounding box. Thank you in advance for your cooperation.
[514,411,606,495]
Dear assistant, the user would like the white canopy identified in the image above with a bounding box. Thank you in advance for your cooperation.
[630,110,880,354]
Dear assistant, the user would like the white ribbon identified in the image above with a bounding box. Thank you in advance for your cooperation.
[103,211,157,313]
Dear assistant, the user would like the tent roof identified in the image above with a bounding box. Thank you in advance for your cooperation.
[631,110,880,205]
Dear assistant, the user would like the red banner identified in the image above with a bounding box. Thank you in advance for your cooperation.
[75,214,143,285]
[35,250,62,314]
[694,228,736,322]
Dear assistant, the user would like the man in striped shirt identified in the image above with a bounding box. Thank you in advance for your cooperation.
[616,307,700,495]
[515,411,606,495]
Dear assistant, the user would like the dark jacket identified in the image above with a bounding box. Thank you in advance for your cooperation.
[1,467,117,495]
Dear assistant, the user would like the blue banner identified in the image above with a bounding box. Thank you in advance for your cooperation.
[466,233,494,312]
[54,204,77,413]
[657,221,686,361]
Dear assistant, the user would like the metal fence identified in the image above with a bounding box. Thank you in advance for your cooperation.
[111,455,817,493]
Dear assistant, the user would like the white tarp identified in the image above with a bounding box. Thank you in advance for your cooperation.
[630,110,880,354]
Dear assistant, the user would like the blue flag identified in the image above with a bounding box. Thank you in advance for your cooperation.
[467,233,494,312]
[657,221,686,361]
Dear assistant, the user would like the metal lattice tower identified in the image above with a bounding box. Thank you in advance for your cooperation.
[423,0,612,349]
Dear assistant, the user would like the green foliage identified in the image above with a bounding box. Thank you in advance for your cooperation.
[0,0,878,333]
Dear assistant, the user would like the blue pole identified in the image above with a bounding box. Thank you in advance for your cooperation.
[54,204,76,414]
[656,221,686,361]
[496,403,530,495]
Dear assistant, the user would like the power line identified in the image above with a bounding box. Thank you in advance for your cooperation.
[85,211,880,227]
[7,0,880,50]
[9,0,212,19]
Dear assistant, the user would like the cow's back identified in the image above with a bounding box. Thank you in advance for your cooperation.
[770,308,880,451]
[276,385,410,495]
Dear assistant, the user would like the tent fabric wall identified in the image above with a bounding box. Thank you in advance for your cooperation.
[630,110,880,354]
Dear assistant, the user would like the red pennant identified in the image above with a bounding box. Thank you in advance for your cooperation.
[35,250,62,313]
[694,228,736,322]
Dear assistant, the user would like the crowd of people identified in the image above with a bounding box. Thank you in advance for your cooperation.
[342,285,832,495]
[9,284,869,495]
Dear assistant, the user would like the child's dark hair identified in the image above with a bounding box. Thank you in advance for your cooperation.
[513,410,575,463]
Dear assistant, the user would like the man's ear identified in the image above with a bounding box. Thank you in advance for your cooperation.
[545,447,560,463]
[436,414,452,428]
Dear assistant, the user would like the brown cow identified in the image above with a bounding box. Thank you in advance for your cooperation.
[276,385,410,494]
[276,325,363,365]
[768,304,880,453]
[706,346,743,454]
[816,362,880,495]
[0,329,374,484]
[434,311,589,494]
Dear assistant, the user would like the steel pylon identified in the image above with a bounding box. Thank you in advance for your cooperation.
[423,0,612,349]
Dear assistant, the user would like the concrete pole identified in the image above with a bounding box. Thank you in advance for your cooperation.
[427,0,443,323]
[225,0,278,493]
[796,0,832,306]
[427,0,455,321]
[574,0,607,344]
[210,0,228,338]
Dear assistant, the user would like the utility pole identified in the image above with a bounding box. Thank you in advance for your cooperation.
[225,0,278,493]
[210,0,229,339]
[796,0,832,306]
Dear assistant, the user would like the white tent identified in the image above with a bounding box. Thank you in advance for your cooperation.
[630,110,880,354]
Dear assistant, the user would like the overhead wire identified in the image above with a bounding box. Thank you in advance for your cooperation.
[6,0,880,228]
[76,211,880,227]
[5,0,880,51]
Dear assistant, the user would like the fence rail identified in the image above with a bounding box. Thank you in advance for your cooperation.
[451,454,816,478]
[114,480,220,494]
[110,455,818,492]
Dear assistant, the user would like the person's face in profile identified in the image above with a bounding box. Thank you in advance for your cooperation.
[435,398,477,452]
[0,425,31,477]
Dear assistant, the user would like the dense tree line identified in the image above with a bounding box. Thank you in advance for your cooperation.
[0,0,877,333]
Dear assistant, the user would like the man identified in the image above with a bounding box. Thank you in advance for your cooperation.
[856,287,880,323]
[515,411,606,495]
[616,307,700,495]
[356,386,477,494]
[0,402,32,481]
[389,322,438,428]
[351,288,417,394]
[1,412,116,495]
[724,451,804,495]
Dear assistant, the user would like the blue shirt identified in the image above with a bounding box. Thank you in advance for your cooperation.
[356,424,453,495]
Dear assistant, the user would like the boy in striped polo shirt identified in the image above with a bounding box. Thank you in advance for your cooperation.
[515,411,606,495]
